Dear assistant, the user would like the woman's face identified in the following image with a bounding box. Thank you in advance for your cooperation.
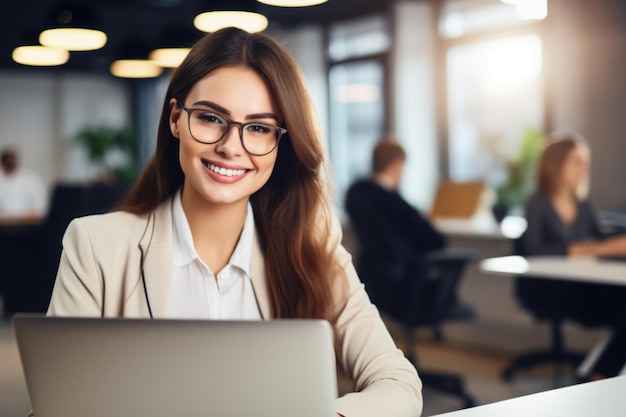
[169,65,281,209]
[560,144,590,192]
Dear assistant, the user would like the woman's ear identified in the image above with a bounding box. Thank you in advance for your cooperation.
[169,98,181,139]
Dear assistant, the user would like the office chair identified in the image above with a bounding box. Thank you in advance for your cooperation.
[346,228,477,408]
[2,182,129,315]
[368,248,476,408]
[502,238,616,381]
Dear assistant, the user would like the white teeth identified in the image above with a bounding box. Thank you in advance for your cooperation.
[207,163,246,177]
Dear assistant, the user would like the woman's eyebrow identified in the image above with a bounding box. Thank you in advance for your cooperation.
[191,100,279,122]
[192,100,230,115]
[245,112,280,122]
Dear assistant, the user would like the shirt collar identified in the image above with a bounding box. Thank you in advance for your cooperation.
[171,189,254,277]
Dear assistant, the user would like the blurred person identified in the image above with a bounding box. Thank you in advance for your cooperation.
[345,138,446,286]
[46,28,422,417]
[0,147,47,221]
[520,133,626,257]
[519,133,626,378]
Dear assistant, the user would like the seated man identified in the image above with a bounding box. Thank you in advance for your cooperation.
[345,138,446,304]
[0,147,47,222]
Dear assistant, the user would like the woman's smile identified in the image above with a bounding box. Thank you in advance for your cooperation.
[202,160,251,183]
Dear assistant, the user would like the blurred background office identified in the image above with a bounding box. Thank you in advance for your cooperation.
[2,0,626,415]
[2,0,626,218]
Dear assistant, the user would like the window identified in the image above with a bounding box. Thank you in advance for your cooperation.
[327,15,390,204]
[439,0,547,193]
[446,34,543,185]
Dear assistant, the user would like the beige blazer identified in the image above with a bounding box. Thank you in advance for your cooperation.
[47,198,423,417]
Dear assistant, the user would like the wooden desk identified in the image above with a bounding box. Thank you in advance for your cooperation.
[480,255,626,286]
[430,375,626,416]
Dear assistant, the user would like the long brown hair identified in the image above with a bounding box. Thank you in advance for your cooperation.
[118,27,339,320]
[537,133,587,197]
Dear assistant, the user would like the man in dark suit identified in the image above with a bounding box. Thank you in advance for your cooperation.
[345,139,446,306]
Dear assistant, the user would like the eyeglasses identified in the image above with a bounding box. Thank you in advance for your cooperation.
[181,106,287,156]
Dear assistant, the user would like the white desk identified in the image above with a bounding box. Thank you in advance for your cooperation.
[480,255,626,286]
[435,215,527,240]
[430,374,626,416]
[480,255,626,378]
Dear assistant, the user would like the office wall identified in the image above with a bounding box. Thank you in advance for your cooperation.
[0,71,130,193]
[548,0,626,209]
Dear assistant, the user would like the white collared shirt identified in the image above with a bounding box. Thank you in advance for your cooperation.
[0,169,47,217]
[167,190,262,320]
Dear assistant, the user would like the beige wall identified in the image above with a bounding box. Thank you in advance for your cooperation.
[548,0,626,210]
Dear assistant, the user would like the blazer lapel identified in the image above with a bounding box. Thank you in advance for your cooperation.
[250,231,271,320]
[139,199,174,318]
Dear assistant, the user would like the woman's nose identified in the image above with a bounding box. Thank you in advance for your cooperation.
[215,123,244,156]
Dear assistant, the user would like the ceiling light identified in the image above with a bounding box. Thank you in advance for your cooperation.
[257,0,328,6]
[193,11,269,33]
[40,28,107,51]
[149,48,191,68]
[110,60,163,78]
[515,0,548,20]
[12,45,69,66]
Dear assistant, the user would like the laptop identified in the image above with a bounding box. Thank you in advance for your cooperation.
[13,316,337,417]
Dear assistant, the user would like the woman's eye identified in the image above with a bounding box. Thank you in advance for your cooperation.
[197,113,223,124]
[246,124,271,135]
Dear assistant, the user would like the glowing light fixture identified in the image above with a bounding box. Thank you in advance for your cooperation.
[40,28,107,51]
[515,0,548,20]
[110,59,163,78]
[149,48,191,68]
[194,11,268,33]
[257,0,328,6]
[12,45,69,66]
[501,0,548,20]
[39,6,107,51]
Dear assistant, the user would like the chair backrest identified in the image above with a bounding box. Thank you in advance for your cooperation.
[396,249,475,327]
[359,248,475,328]
[42,182,129,258]
[33,182,130,311]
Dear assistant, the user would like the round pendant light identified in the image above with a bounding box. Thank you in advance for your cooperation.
[257,0,328,6]
[40,27,107,51]
[39,6,107,51]
[194,11,269,33]
[12,45,70,66]
[110,59,163,79]
[149,48,191,68]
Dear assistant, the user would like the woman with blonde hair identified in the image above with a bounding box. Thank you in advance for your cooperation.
[46,27,422,416]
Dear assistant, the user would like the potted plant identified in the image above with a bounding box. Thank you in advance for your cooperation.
[73,125,138,184]
[493,128,543,221]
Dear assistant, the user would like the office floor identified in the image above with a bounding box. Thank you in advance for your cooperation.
[1,315,581,417]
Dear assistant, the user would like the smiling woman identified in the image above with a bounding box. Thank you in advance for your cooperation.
[45,27,423,417]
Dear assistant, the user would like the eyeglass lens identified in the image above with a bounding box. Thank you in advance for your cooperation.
[187,109,282,156]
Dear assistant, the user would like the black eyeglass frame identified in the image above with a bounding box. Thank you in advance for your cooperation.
[181,106,287,156]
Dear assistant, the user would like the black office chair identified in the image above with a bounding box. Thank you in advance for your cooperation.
[347,229,477,408]
[502,238,618,380]
[2,182,129,315]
